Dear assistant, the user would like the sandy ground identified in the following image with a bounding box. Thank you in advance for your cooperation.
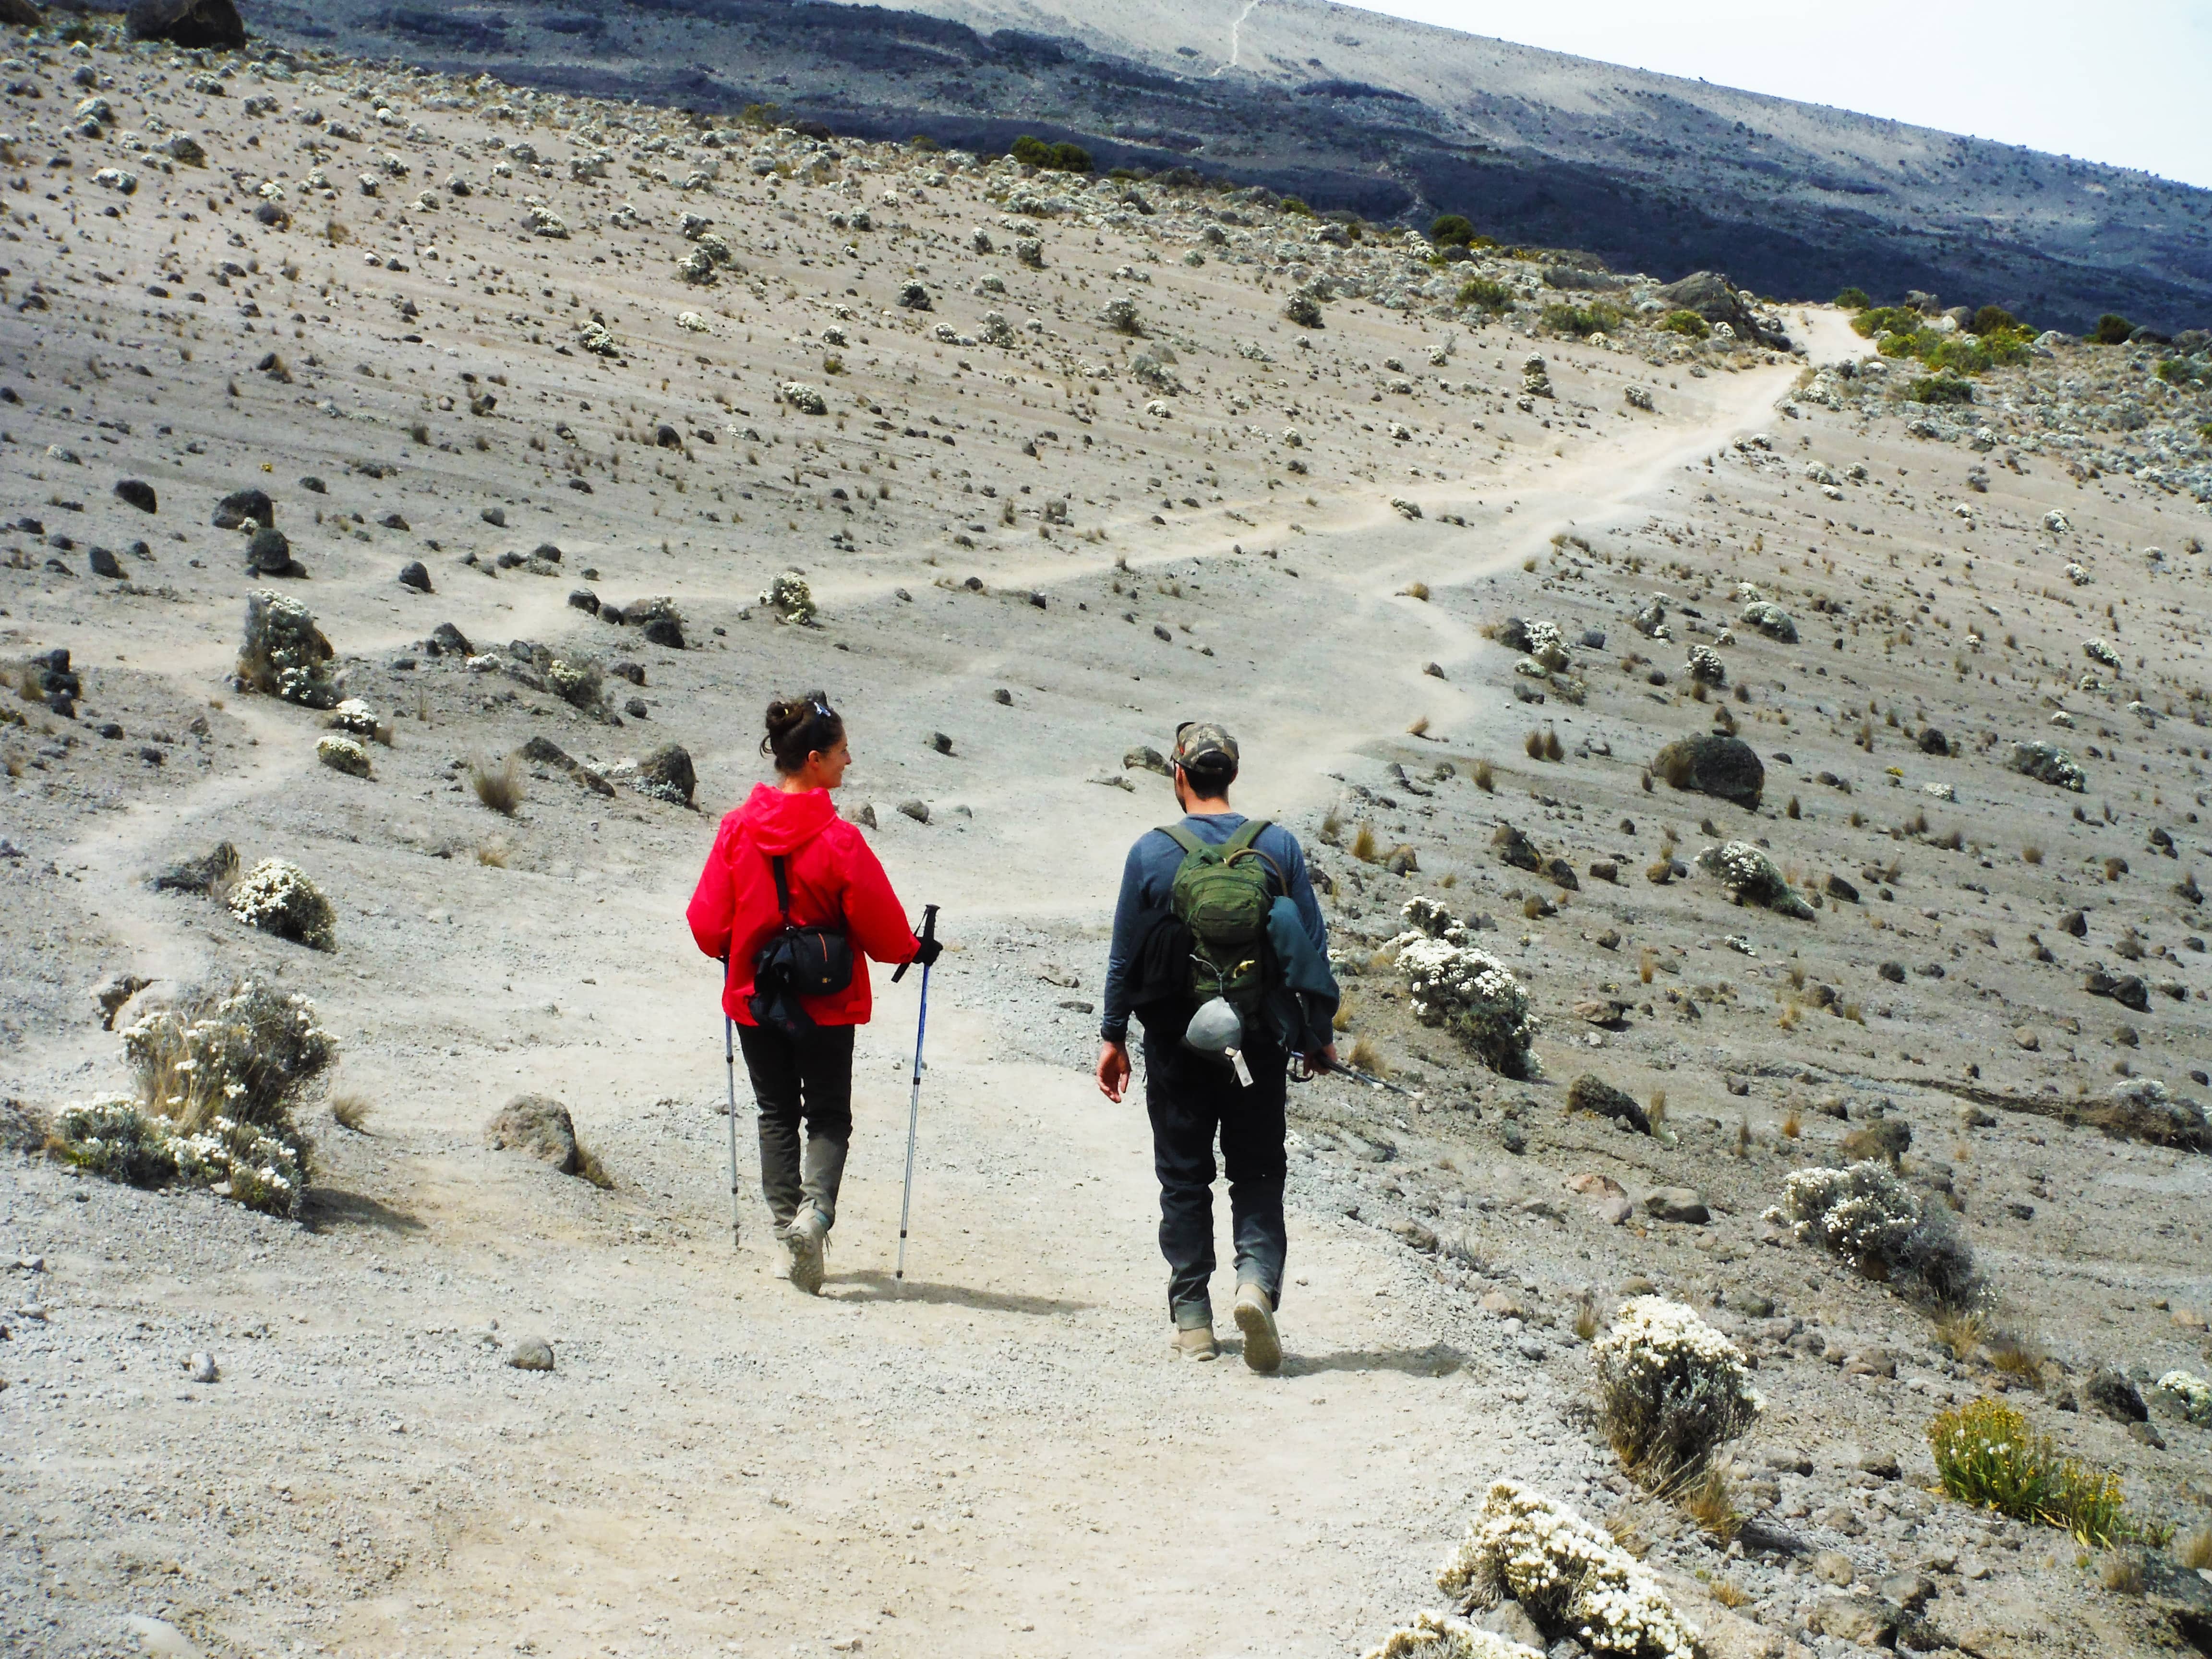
[4,25,2212,1659]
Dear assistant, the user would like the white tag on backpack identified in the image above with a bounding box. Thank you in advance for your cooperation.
[1229,1047,1253,1088]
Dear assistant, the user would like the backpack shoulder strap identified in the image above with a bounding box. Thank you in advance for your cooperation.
[1224,817,1271,856]
[769,854,794,924]
[1157,823,1208,858]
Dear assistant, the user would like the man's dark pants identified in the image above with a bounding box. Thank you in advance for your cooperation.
[1139,1025,1288,1329]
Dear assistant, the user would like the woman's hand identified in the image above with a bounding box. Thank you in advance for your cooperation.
[911,935,943,968]
[1095,1041,1131,1102]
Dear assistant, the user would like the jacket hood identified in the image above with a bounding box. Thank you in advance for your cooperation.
[733,781,838,856]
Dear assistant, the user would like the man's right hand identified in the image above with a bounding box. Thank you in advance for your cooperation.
[1095,1040,1131,1103]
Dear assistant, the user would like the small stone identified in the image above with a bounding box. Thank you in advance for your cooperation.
[931,731,955,756]
[186,1352,217,1384]
[397,560,433,593]
[1811,1549,1855,1586]
[1566,1073,1650,1133]
[507,1337,554,1371]
[151,841,239,894]
[1857,1450,1901,1479]
[2084,1369,2147,1422]
[1881,1571,1935,1611]
[1475,1600,1546,1650]
[485,1093,579,1175]
[2013,1026,2039,1051]
[1499,1123,1526,1154]
[897,799,930,824]
[1643,1187,1708,1224]
[88,544,124,579]
[1390,1219,1439,1253]
[114,478,158,514]
[482,505,507,528]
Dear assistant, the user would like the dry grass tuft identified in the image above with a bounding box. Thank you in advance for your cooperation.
[1346,1036,1382,1073]
[1935,1308,1989,1361]
[1351,823,1379,863]
[329,1092,373,1134]
[1638,950,1657,985]
[1526,729,1546,760]
[1675,1462,1742,1542]
[1407,714,1431,737]
[476,839,510,869]
[2022,844,2044,865]
[1402,580,1431,601]
[1544,728,1564,762]
[1711,1579,1751,1610]
[1574,1294,1599,1342]
[2101,1553,2146,1596]
[470,754,524,817]
[1781,1108,1803,1140]
[1473,758,1495,792]
[1647,1089,1668,1125]
[1987,1328,2046,1380]
[2177,1527,2212,1572]
[574,1140,615,1190]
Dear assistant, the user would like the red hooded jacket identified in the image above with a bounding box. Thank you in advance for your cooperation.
[687,783,921,1027]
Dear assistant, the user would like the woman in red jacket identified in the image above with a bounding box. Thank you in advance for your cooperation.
[687,695,938,1294]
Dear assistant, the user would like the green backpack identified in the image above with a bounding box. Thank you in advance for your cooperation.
[1161,819,1278,1013]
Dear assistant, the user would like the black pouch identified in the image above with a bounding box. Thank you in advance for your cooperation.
[748,855,854,1035]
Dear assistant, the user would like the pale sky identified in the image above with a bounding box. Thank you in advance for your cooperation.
[1345,0,2212,191]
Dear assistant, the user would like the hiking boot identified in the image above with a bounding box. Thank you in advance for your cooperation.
[783,1206,829,1296]
[1170,1322,1218,1362]
[1233,1282,1281,1374]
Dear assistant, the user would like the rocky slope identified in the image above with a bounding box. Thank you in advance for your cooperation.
[0,19,2210,1659]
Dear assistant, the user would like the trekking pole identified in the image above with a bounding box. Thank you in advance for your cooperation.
[891,904,940,1286]
[720,956,741,1253]
[1317,1055,1426,1102]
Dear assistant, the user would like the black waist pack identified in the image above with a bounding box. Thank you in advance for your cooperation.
[748,854,854,1035]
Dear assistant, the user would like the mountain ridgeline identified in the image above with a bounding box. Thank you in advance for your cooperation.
[255,0,2212,332]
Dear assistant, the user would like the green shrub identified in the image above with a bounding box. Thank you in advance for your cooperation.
[1853,304,1925,340]
[2155,356,2211,387]
[906,134,940,152]
[1928,1398,2134,1546]
[1909,374,1975,405]
[1541,301,1621,338]
[2093,313,2135,345]
[1279,196,1313,217]
[1970,304,2019,335]
[1429,213,1477,247]
[1660,309,1711,339]
[1456,276,1509,312]
[1833,287,1873,309]
[1009,135,1092,173]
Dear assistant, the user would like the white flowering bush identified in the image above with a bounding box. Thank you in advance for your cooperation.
[1765,1160,1978,1304]
[238,589,337,708]
[227,858,337,951]
[759,570,817,625]
[779,381,829,415]
[2010,741,2086,792]
[1739,600,1797,642]
[546,655,601,709]
[1361,1612,1540,1659]
[53,983,332,1217]
[2158,1370,2212,1426]
[1437,1481,1698,1659]
[2083,637,2122,669]
[1392,914,1539,1078]
[1524,619,1570,672]
[315,734,371,777]
[1695,841,1813,919]
[326,697,378,736]
[1592,1297,1761,1478]
[1684,644,1725,686]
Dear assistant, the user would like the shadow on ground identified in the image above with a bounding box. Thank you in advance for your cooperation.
[303,1187,426,1234]
[829,1269,1094,1317]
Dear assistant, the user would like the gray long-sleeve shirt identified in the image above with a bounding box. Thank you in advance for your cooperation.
[1101,813,1325,1045]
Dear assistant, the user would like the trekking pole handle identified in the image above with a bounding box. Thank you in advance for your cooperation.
[892,904,939,983]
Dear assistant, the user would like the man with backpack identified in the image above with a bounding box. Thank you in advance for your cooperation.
[1095,721,1337,1371]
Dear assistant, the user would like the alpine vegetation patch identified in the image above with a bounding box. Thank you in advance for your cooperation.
[1765,1160,1979,1305]
[51,983,333,1217]
[237,589,338,709]
[1394,901,1539,1077]
[1359,1612,1540,1659]
[226,857,338,952]
[759,569,817,625]
[1592,1297,1761,1482]
[2009,741,2087,792]
[1436,1480,1698,1659]
[1695,841,1814,919]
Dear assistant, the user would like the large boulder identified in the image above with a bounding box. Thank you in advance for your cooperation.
[634,743,696,807]
[211,487,273,530]
[1567,1074,1650,1134]
[1656,271,1790,349]
[128,0,245,49]
[1653,734,1764,809]
[485,1094,579,1175]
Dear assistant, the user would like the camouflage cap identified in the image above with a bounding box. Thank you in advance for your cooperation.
[1172,720,1238,771]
